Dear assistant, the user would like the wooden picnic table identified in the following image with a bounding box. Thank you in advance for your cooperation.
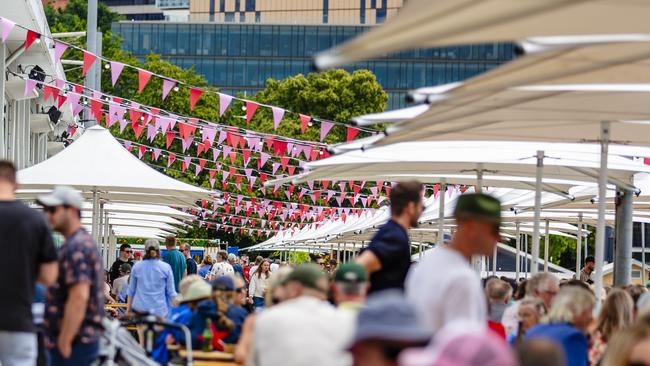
[178,349,235,362]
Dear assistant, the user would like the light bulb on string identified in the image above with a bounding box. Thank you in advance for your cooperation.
[104,63,110,69]
[173,86,179,92]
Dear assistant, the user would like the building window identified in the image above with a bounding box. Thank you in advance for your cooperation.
[323,0,329,24]
[246,0,255,11]
[219,0,225,11]
[235,0,240,11]
[359,0,365,24]
[255,11,261,23]
[632,269,642,279]
[224,12,234,22]
[240,12,245,22]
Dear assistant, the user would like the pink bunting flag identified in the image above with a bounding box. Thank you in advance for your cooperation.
[123,141,132,151]
[271,107,285,130]
[212,148,221,161]
[152,148,161,161]
[259,152,270,168]
[222,145,232,157]
[162,79,176,100]
[202,127,217,146]
[167,153,176,167]
[146,124,157,142]
[272,162,280,175]
[110,61,125,86]
[0,18,15,43]
[24,79,37,97]
[219,94,232,116]
[118,118,129,133]
[53,41,68,62]
[218,130,227,145]
[66,92,81,116]
[320,121,334,142]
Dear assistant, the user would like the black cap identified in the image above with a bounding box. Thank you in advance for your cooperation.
[453,193,501,225]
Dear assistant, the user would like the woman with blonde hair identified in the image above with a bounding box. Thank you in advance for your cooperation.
[589,289,635,365]
[600,315,650,366]
[525,286,595,366]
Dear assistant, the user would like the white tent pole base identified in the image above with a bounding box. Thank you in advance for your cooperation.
[531,150,545,274]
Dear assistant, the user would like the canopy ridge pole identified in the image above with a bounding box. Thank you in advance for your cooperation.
[576,213,583,277]
[594,121,610,309]
[544,219,550,272]
[515,222,520,280]
[438,179,446,247]
[531,150,545,274]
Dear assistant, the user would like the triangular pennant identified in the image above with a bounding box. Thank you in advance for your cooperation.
[23,79,36,97]
[165,131,176,148]
[0,18,15,43]
[219,94,233,116]
[346,126,360,142]
[81,51,97,76]
[53,41,68,62]
[162,79,176,100]
[24,30,40,51]
[320,121,334,142]
[167,153,177,167]
[245,101,259,124]
[189,88,204,111]
[110,61,125,86]
[299,114,311,134]
[138,69,153,93]
[271,107,285,130]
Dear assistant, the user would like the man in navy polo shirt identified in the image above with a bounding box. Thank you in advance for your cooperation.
[356,181,423,294]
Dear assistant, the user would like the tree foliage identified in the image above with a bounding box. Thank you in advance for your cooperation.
[44,0,388,252]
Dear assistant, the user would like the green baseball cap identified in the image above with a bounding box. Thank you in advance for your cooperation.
[453,193,502,225]
[285,263,327,290]
[335,263,367,284]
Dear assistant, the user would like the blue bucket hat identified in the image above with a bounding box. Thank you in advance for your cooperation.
[350,290,432,347]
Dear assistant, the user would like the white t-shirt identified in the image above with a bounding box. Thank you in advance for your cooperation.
[405,246,487,333]
[251,296,351,366]
[210,261,234,278]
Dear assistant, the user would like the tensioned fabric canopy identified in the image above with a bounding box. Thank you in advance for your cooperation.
[17,126,210,206]
[314,0,650,69]
[268,141,650,192]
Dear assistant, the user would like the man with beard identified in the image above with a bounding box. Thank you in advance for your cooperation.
[406,193,502,333]
[356,181,423,294]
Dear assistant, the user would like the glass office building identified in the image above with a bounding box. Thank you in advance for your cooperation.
[112,22,515,109]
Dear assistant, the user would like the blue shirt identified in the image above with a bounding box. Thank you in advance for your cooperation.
[232,263,244,280]
[526,323,588,366]
[163,249,187,292]
[128,259,177,317]
[366,219,411,293]
[198,264,212,278]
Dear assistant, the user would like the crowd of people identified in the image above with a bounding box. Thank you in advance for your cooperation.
[3,158,650,366]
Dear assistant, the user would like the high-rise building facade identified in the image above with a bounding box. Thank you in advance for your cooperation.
[113,21,514,109]
[190,0,404,25]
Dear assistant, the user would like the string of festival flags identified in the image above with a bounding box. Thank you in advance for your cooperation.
[0,16,376,144]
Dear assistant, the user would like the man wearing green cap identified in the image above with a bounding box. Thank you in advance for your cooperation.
[333,263,369,312]
[406,193,502,333]
[252,264,350,366]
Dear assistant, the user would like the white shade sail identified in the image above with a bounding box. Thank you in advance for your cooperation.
[314,0,650,69]
[17,126,210,206]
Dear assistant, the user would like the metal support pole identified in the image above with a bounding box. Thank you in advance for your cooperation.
[594,122,610,306]
[544,220,550,272]
[641,222,647,285]
[515,222,520,280]
[84,0,98,125]
[337,243,340,263]
[98,202,104,258]
[438,180,446,246]
[0,44,5,158]
[531,150,544,274]
[91,190,99,245]
[524,234,528,278]
[614,187,633,286]
[492,245,497,276]
[103,207,109,268]
[476,165,483,192]
[576,213,583,277]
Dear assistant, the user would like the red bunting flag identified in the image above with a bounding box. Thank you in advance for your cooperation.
[189,88,204,111]
[24,30,40,51]
[81,51,97,76]
[346,126,360,142]
[165,131,176,148]
[138,69,152,93]
[299,114,311,134]
[245,101,259,124]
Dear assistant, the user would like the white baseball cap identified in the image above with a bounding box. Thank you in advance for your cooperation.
[37,186,83,210]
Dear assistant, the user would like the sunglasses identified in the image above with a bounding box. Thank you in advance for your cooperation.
[236,287,245,294]
[124,250,133,254]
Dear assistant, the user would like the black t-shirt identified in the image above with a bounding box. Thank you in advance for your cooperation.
[0,200,57,332]
[187,257,198,275]
[109,258,134,284]
[367,219,411,293]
